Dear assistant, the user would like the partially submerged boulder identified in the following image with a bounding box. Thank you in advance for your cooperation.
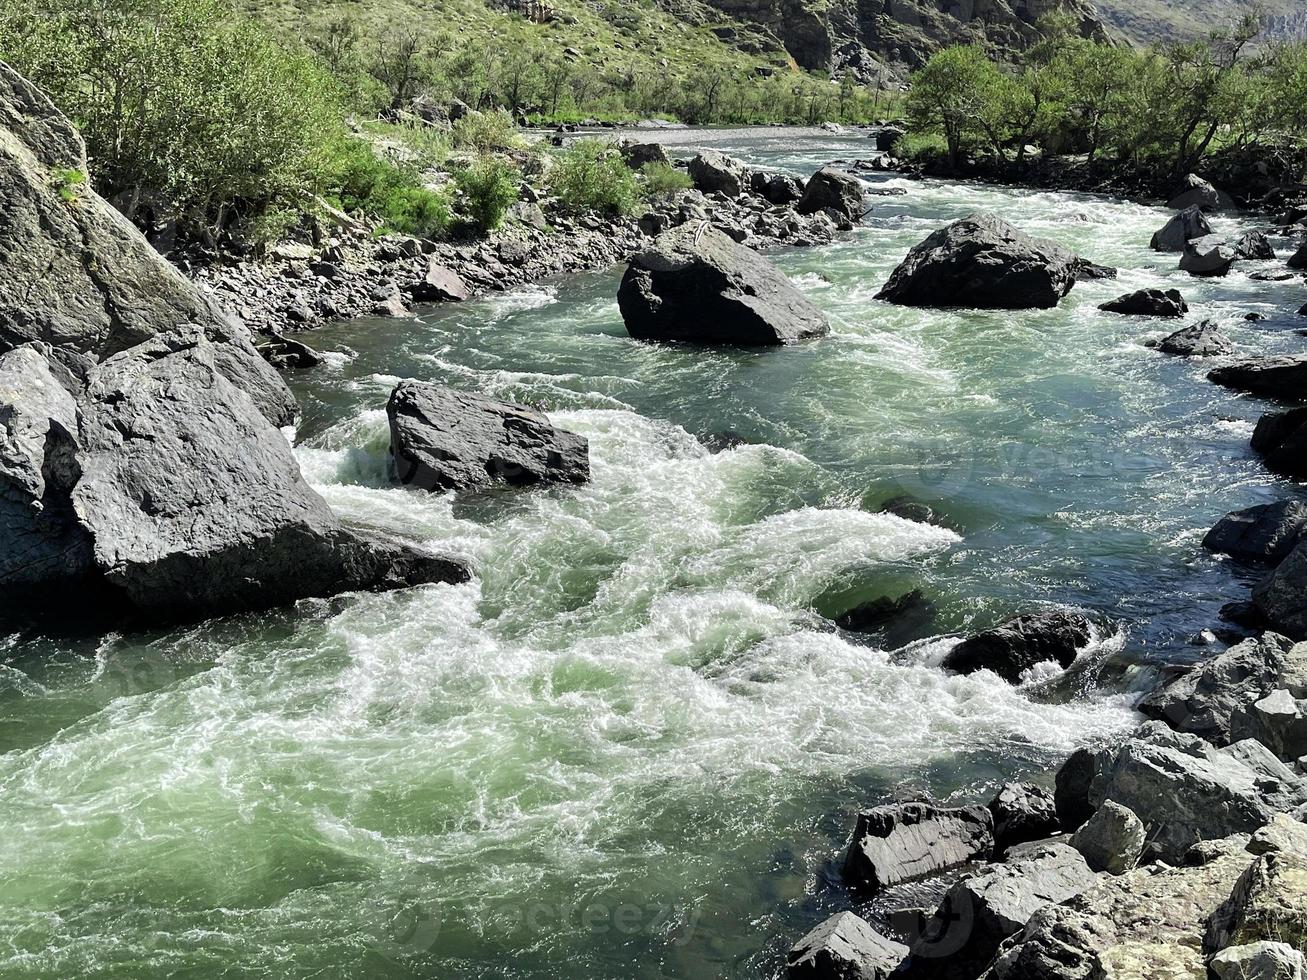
[842,801,993,895]
[617,223,830,345]
[1099,288,1188,318]
[687,150,749,197]
[1167,173,1234,212]
[387,382,590,493]
[1147,320,1234,357]
[1210,357,1307,402]
[795,167,865,221]
[1181,235,1239,277]
[786,912,907,980]
[0,62,294,428]
[941,610,1093,683]
[1204,502,1307,566]
[1150,205,1213,252]
[875,213,1084,310]
[1235,231,1276,261]
[1252,408,1307,479]
[835,590,933,645]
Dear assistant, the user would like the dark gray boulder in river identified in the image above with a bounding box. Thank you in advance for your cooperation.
[1209,357,1307,401]
[941,610,1093,682]
[1204,501,1307,566]
[786,911,906,980]
[795,167,865,221]
[875,213,1085,310]
[617,223,830,345]
[0,62,295,428]
[1167,173,1234,212]
[1099,288,1188,318]
[388,381,590,493]
[1150,206,1212,252]
[1147,320,1234,357]
[687,150,749,198]
[843,801,993,895]
[1251,408,1307,478]
[1253,541,1307,641]
[987,782,1060,854]
[1181,235,1238,277]
[1234,231,1276,261]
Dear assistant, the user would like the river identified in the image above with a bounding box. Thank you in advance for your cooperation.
[1,127,1302,979]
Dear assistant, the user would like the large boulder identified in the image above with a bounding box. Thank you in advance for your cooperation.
[842,801,993,895]
[1054,748,1098,832]
[1210,357,1307,402]
[940,610,1093,683]
[387,382,589,493]
[1167,173,1234,212]
[1231,689,1307,763]
[987,782,1060,855]
[1235,231,1277,261]
[408,260,470,302]
[617,224,830,345]
[0,62,294,428]
[1204,501,1307,566]
[1147,320,1235,357]
[1181,235,1238,277]
[687,150,749,197]
[1068,800,1145,874]
[787,912,907,980]
[620,141,670,169]
[1252,408,1307,479]
[1099,288,1188,318]
[1150,205,1213,252]
[1210,942,1307,980]
[0,334,469,621]
[875,213,1083,310]
[1136,634,1301,746]
[1206,852,1307,952]
[908,842,1097,979]
[796,167,865,221]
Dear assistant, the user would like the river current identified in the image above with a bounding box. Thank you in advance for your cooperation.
[2,127,1304,979]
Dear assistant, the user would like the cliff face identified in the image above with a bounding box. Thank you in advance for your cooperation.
[694,0,1107,75]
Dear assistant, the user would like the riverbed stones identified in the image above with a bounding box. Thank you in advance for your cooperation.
[387,381,589,493]
[1210,357,1307,402]
[1100,288,1188,317]
[409,260,470,302]
[1168,173,1234,212]
[0,62,295,428]
[1252,408,1307,479]
[1204,502,1307,566]
[909,841,1097,978]
[796,167,865,221]
[1151,206,1213,252]
[842,801,993,895]
[786,911,907,980]
[617,223,830,345]
[1181,235,1239,277]
[687,150,749,197]
[875,213,1083,310]
[1069,800,1145,874]
[1148,320,1235,357]
[1209,942,1306,980]
[941,610,1093,682]
[987,783,1060,854]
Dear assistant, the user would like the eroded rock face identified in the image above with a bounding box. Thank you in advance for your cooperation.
[0,62,294,428]
[941,610,1093,683]
[786,911,907,980]
[617,223,830,345]
[1210,942,1306,980]
[875,213,1084,310]
[1206,852,1307,952]
[388,382,590,494]
[1150,206,1213,252]
[842,802,993,895]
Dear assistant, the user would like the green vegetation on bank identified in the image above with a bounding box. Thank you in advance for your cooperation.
[903,14,1307,182]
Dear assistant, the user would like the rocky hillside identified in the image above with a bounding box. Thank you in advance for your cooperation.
[1093,0,1307,43]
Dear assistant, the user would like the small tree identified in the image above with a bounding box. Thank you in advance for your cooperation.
[906,45,1004,169]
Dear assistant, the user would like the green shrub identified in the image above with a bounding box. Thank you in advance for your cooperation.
[640,161,691,195]
[550,140,643,216]
[451,109,525,155]
[324,136,450,239]
[49,167,86,203]
[454,158,519,233]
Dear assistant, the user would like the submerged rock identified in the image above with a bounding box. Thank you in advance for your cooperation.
[1150,205,1213,252]
[1148,320,1234,357]
[876,213,1084,310]
[842,801,993,895]
[1099,288,1188,318]
[835,589,933,642]
[795,167,865,221]
[941,610,1093,683]
[1252,408,1307,479]
[1167,173,1234,212]
[258,332,324,370]
[1210,357,1307,402]
[1204,501,1307,566]
[1068,800,1145,875]
[617,224,830,345]
[786,911,907,980]
[387,382,590,493]
[1181,235,1239,277]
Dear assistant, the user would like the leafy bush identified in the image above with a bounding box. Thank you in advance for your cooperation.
[550,140,643,216]
[324,136,450,239]
[640,161,691,195]
[454,158,519,233]
[451,109,525,155]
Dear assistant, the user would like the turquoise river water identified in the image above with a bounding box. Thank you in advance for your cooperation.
[2,127,1305,979]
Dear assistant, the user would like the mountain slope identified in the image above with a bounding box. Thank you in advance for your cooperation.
[1093,0,1307,44]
